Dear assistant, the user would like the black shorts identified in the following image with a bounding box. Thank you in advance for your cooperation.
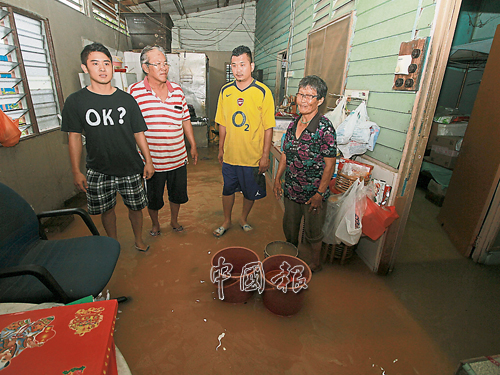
[146,165,188,210]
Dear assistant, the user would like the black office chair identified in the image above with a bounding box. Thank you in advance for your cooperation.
[0,182,121,304]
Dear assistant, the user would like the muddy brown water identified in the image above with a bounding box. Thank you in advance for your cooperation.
[49,147,457,374]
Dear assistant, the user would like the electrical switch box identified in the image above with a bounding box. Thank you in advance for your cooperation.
[393,38,428,92]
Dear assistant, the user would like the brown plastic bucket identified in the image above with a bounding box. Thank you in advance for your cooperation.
[262,255,312,316]
[264,241,298,258]
[210,247,260,303]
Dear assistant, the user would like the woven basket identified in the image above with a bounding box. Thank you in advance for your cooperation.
[334,172,370,193]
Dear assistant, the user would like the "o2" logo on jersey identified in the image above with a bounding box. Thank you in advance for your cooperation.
[232,111,249,131]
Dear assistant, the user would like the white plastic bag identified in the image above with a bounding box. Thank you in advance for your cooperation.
[322,193,346,245]
[336,102,369,145]
[324,96,347,130]
[334,179,368,246]
[337,141,369,159]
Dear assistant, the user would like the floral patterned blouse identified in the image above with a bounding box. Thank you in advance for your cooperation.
[283,112,337,204]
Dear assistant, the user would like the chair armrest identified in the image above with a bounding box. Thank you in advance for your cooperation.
[37,208,100,236]
[0,265,70,304]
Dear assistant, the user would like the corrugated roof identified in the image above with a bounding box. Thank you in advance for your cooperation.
[124,0,250,16]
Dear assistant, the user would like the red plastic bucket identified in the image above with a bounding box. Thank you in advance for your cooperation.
[210,247,260,303]
[261,255,312,316]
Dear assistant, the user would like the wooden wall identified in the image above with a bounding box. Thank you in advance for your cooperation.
[254,0,291,96]
[255,0,439,169]
[347,0,436,168]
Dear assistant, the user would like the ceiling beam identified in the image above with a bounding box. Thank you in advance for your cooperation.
[172,0,186,15]
[145,2,156,12]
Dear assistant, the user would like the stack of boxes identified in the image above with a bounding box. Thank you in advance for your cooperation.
[425,115,468,170]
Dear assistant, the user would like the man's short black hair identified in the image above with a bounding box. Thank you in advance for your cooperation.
[231,45,252,63]
[80,42,112,66]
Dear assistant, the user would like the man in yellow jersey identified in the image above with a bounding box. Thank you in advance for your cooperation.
[213,45,275,237]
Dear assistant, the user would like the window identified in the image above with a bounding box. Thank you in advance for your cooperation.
[0,4,64,138]
[92,0,128,34]
[305,13,353,112]
[55,0,86,14]
[225,63,234,82]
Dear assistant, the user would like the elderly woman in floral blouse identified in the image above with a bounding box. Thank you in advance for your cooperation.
[273,75,337,272]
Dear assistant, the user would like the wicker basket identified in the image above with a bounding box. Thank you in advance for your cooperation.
[334,172,370,193]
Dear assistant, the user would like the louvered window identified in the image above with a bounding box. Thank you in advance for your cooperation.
[92,0,128,35]
[312,0,355,30]
[55,0,86,14]
[0,4,64,138]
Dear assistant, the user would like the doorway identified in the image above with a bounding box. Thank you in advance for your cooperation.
[274,50,287,107]
[413,0,500,264]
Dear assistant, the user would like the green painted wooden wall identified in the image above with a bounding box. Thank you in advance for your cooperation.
[255,0,292,97]
[255,0,439,169]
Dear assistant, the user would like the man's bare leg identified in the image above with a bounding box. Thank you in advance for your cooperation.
[239,197,255,227]
[101,207,117,239]
[148,208,160,234]
[129,208,147,249]
[169,202,181,229]
[215,194,234,231]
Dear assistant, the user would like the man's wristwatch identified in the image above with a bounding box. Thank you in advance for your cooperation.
[317,190,328,198]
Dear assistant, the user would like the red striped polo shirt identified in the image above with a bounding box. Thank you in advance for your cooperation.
[129,77,191,172]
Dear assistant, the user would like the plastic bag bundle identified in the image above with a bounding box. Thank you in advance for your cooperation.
[322,179,371,246]
[324,96,347,130]
[335,102,380,158]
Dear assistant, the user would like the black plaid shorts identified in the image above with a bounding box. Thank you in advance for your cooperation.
[86,168,147,215]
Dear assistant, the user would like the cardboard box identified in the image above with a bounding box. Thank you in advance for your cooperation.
[455,355,500,374]
[425,152,458,169]
[430,135,463,151]
[0,300,118,374]
[437,122,468,137]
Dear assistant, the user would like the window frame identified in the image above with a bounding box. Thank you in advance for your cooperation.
[92,0,128,35]
[55,0,86,14]
[0,3,64,140]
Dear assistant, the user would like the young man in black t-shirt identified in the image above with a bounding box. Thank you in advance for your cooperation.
[61,42,154,252]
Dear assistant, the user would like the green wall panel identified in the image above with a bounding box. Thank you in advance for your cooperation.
[367,93,416,114]
[346,74,397,92]
[365,145,402,169]
[348,56,399,75]
[356,0,391,15]
[355,0,420,30]
[416,4,437,30]
[350,33,412,60]
[353,13,415,45]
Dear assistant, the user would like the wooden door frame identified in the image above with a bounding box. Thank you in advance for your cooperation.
[274,49,287,107]
[377,0,463,274]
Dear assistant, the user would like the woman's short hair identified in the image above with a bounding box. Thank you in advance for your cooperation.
[298,75,328,100]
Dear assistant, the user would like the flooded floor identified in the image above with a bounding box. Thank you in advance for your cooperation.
[50,146,500,374]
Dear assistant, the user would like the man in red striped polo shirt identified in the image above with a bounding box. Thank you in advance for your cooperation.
[129,46,198,236]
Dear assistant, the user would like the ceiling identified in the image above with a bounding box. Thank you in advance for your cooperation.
[116,0,252,16]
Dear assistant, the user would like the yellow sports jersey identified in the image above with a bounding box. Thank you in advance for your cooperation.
[215,79,275,167]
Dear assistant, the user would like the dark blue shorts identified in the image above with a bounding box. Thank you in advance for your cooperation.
[222,163,266,200]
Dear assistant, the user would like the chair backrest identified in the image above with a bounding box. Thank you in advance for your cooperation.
[0,183,40,265]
